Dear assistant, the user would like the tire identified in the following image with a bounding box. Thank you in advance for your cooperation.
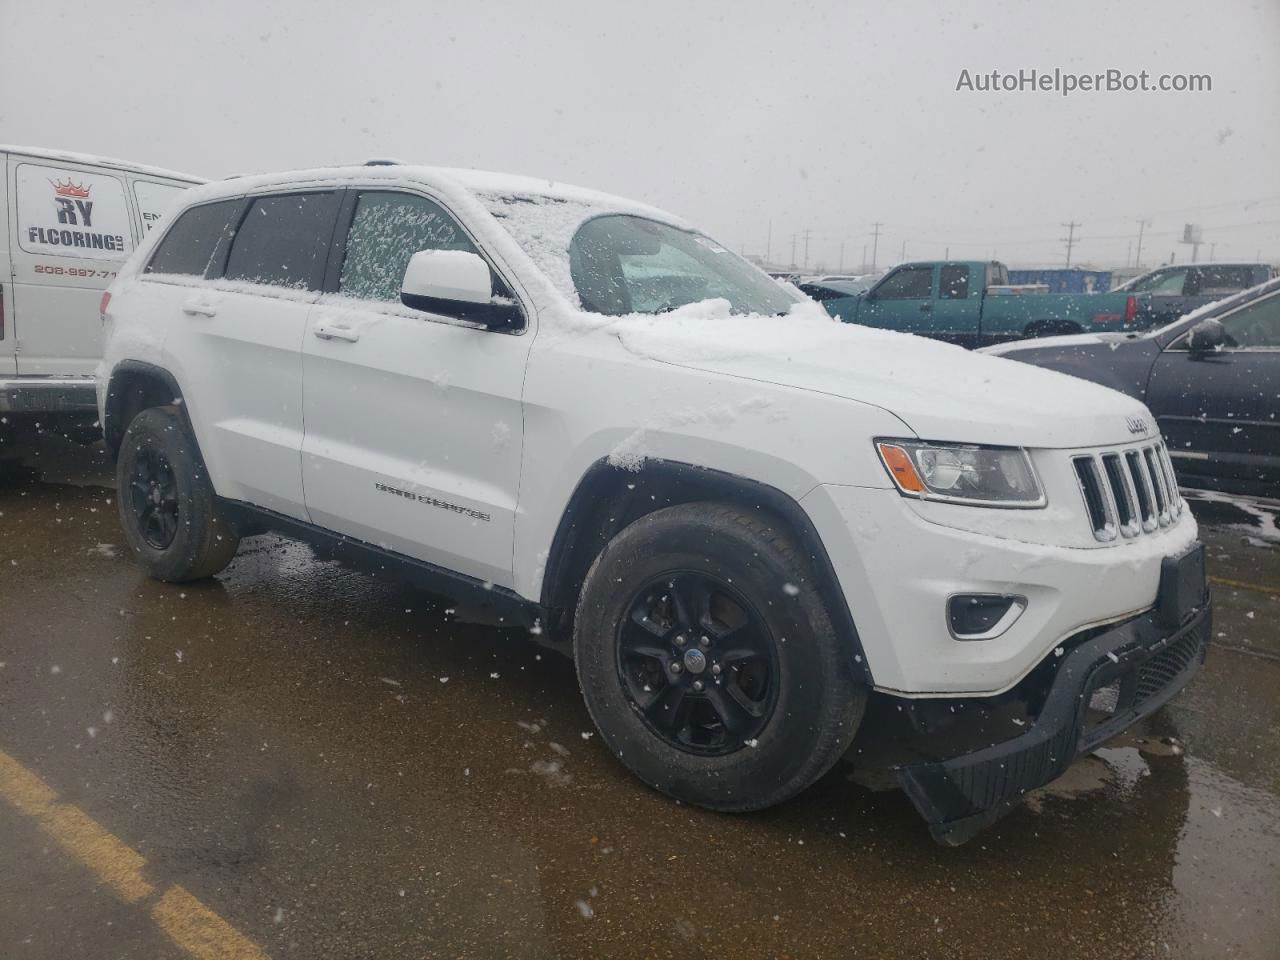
[115,405,240,582]
[574,502,866,812]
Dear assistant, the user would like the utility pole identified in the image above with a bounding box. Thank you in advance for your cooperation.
[1134,219,1148,268]
[802,229,812,271]
[766,219,772,266]
[838,240,845,272]
[945,247,949,260]
[1126,240,1132,267]
[1209,242,1216,262]
[870,223,884,272]
[1061,221,1081,267]
[899,239,906,262]
[790,234,797,270]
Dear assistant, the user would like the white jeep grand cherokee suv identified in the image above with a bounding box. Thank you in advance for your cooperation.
[96,164,1210,843]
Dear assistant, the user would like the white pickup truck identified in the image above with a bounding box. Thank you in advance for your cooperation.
[95,163,1211,843]
[0,145,199,449]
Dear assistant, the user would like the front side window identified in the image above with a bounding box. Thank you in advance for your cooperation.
[146,200,240,277]
[1219,293,1280,349]
[339,191,477,302]
[875,266,933,300]
[568,215,796,316]
[223,192,339,290]
[939,265,969,300]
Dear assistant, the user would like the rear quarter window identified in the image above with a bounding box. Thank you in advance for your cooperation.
[145,199,241,278]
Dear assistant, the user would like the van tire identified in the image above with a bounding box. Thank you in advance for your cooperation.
[573,502,866,812]
[116,406,240,582]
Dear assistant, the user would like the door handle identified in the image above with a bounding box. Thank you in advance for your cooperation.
[314,321,360,343]
[182,296,217,318]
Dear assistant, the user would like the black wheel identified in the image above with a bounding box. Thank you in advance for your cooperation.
[116,406,239,582]
[574,502,866,811]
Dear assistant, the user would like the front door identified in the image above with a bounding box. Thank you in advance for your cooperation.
[857,264,936,334]
[301,189,532,589]
[1147,289,1280,488]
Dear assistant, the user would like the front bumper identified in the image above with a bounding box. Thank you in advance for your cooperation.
[896,576,1210,845]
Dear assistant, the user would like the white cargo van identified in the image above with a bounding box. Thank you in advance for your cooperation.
[1,146,200,440]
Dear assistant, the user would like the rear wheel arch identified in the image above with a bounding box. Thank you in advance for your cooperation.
[541,458,873,685]
[103,361,190,459]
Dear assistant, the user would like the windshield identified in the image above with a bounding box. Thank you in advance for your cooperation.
[569,215,798,317]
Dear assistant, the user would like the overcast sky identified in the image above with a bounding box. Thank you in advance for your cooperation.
[3,0,1277,272]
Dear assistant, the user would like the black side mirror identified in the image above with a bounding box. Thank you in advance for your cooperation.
[1187,318,1226,355]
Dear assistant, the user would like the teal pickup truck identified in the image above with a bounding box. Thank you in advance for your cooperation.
[821,260,1149,347]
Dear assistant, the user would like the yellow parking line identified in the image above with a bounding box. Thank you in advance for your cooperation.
[0,749,153,903]
[0,748,268,959]
[153,886,270,960]
[1210,575,1280,597]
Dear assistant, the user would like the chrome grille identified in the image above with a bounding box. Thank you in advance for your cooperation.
[1072,441,1182,541]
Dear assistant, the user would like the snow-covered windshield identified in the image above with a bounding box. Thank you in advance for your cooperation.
[568,215,797,316]
[480,192,798,316]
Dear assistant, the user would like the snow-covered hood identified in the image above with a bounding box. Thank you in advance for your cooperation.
[579,301,1154,449]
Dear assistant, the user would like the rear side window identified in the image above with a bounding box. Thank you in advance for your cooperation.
[224,192,339,290]
[940,265,969,299]
[1186,266,1255,297]
[145,200,239,277]
[339,191,477,302]
[876,265,933,300]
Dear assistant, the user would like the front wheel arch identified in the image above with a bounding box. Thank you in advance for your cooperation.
[540,458,874,686]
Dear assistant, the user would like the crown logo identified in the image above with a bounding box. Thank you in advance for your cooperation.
[50,178,92,199]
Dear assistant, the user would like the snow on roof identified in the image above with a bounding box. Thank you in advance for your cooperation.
[181,163,684,225]
[0,144,204,183]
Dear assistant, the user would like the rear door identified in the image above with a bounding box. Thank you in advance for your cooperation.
[6,155,137,375]
[163,189,342,519]
[0,151,13,376]
[300,187,532,587]
[1147,289,1280,488]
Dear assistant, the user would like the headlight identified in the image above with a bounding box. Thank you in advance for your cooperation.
[875,439,1044,507]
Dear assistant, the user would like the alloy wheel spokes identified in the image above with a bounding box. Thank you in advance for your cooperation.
[616,570,778,755]
[131,450,180,550]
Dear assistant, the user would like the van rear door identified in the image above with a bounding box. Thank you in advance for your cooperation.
[6,154,136,376]
[0,150,14,376]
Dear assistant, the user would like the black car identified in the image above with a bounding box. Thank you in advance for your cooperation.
[1115,262,1275,329]
[985,277,1280,498]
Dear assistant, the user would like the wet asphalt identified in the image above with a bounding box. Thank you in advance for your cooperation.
[1,437,1277,960]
